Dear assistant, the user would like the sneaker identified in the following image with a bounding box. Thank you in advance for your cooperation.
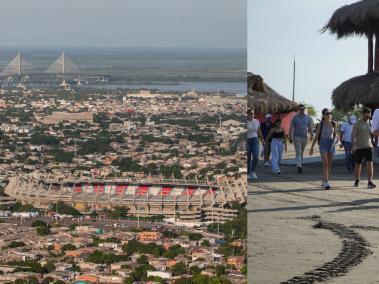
[277,170,281,175]
[321,181,326,187]
[264,161,270,167]
[368,181,376,189]
[324,181,331,190]
[354,179,360,187]
[297,166,303,174]
[252,172,258,179]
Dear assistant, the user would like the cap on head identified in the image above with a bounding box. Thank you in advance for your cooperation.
[265,114,272,118]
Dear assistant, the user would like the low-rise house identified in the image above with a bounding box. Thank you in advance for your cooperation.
[147,271,172,279]
[227,256,245,269]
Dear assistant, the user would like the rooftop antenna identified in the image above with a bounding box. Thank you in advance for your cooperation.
[292,54,296,102]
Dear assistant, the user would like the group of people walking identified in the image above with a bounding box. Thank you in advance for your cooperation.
[247,105,377,190]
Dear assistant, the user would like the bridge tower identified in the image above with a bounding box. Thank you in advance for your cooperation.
[0,52,32,88]
[45,52,80,89]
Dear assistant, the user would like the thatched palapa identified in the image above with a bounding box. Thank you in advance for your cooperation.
[322,0,379,73]
[323,0,379,110]
[248,72,298,114]
[332,72,379,111]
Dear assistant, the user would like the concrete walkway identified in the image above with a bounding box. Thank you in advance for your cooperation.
[248,160,379,284]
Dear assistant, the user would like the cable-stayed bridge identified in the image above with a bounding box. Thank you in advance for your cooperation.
[45,52,80,75]
[0,52,86,88]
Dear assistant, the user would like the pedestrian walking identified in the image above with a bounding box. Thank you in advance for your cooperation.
[352,107,376,189]
[289,104,314,173]
[247,109,264,180]
[310,108,337,190]
[339,115,356,173]
[260,114,274,167]
[265,118,287,174]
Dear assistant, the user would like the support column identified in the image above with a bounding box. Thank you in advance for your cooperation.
[374,32,379,71]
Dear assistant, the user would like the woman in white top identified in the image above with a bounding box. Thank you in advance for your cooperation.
[247,109,264,180]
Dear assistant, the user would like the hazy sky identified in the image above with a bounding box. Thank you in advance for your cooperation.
[1,0,246,49]
[249,0,367,113]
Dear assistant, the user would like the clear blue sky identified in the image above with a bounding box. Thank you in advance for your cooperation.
[248,0,367,114]
[1,0,246,49]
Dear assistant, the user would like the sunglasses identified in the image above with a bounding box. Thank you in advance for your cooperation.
[324,112,331,115]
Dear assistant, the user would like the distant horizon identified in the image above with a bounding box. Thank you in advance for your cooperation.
[0,45,247,51]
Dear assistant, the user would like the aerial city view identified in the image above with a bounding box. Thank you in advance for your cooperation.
[0,1,247,283]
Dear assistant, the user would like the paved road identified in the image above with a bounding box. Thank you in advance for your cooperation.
[249,161,379,284]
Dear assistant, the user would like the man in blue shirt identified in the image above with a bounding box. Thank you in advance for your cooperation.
[289,104,314,173]
[260,114,273,166]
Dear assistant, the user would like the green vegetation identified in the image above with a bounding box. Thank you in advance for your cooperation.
[30,133,60,145]
[122,240,163,257]
[62,243,76,251]
[142,134,173,144]
[36,226,50,236]
[10,202,38,213]
[69,223,78,231]
[93,236,120,246]
[49,148,74,163]
[87,250,128,264]
[102,206,129,219]
[163,244,185,259]
[171,262,187,276]
[188,233,203,241]
[31,220,48,227]
[51,201,81,216]
[207,202,247,240]
[162,230,178,238]
[8,241,25,248]
[43,261,56,273]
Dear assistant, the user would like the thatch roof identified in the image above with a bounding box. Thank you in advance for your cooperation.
[248,73,298,114]
[322,0,379,38]
[332,72,379,110]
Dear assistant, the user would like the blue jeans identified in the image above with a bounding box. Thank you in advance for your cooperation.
[247,137,259,174]
[271,138,283,172]
[343,141,354,171]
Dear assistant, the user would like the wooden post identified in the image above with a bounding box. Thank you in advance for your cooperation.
[369,31,374,73]
[374,32,379,71]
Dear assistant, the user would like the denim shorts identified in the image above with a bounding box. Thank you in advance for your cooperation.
[319,138,335,155]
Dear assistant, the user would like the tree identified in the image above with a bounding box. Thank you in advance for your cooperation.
[215,265,226,276]
[137,255,148,265]
[189,266,202,275]
[69,223,78,231]
[171,262,187,276]
[42,277,54,284]
[43,262,56,273]
[301,102,317,118]
[8,241,25,248]
[32,220,48,227]
[62,243,76,251]
[36,226,50,236]
[124,277,134,284]
[188,233,203,241]
[175,278,192,284]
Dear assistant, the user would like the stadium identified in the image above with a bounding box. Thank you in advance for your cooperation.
[5,174,247,222]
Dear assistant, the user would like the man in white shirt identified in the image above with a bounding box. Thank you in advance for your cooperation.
[340,115,356,173]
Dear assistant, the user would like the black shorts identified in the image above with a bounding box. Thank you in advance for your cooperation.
[355,148,373,164]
